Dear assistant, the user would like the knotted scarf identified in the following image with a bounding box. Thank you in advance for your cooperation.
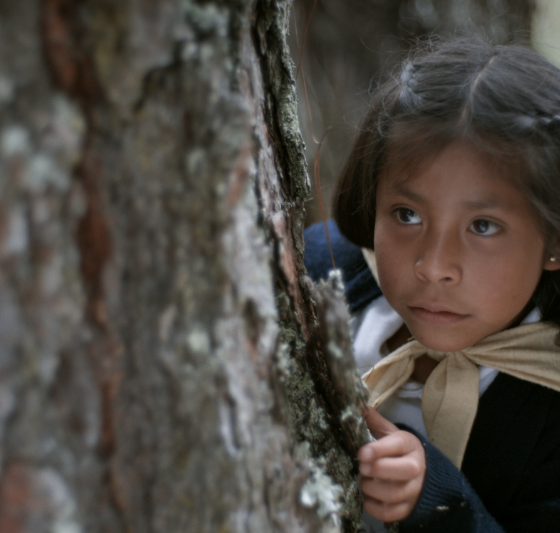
[361,248,560,468]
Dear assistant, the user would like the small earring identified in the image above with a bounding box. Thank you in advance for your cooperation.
[550,256,557,262]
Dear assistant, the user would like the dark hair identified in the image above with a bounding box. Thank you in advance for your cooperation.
[333,37,560,325]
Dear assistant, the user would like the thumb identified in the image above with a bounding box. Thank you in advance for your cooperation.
[363,406,398,439]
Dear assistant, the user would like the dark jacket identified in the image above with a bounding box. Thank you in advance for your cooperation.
[304,220,560,532]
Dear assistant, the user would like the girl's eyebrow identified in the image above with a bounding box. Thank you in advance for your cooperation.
[391,185,424,203]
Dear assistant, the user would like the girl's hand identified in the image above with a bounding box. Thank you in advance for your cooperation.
[358,408,426,523]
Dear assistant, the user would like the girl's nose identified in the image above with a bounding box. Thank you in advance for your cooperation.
[414,231,461,284]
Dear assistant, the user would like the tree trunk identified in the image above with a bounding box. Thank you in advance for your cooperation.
[0,1,367,532]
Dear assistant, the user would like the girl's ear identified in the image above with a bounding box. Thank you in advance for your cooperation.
[544,254,560,271]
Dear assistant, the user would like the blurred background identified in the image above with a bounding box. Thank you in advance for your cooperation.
[288,0,560,227]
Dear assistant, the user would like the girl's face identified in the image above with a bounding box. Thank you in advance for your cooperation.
[374,141,560,352]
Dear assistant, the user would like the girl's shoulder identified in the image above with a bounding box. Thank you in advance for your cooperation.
[303,219,382,313]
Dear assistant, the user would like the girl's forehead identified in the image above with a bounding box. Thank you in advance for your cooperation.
[378,140,533,210]
[381,139,518,188]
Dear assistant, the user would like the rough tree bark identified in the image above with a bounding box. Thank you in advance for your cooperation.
[0,1,368,532]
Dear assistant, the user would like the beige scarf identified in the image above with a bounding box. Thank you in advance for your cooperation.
[361,248,560,468]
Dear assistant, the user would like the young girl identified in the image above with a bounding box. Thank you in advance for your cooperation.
[304,37,560,532]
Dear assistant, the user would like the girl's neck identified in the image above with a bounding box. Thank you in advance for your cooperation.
[386,324,438,384]
[386,323,412,353]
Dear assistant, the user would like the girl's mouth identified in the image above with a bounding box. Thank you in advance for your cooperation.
[408,305,469,325]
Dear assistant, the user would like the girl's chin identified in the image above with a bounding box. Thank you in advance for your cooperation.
[405,328,482,353]
[416,340,473,352]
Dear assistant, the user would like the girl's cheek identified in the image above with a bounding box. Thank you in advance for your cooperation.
[375,242,408,285]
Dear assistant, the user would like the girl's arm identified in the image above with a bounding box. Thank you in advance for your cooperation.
[359,408,504,532]
[360,406,560,532]
[400,388,560,533]
[392,435,504,533]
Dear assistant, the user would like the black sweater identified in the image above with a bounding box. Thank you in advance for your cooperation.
[304,220,560,532]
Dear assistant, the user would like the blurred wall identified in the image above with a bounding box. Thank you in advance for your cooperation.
[288,0,534,227]
[533,0,560,67]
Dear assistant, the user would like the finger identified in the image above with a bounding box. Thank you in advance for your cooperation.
[358,431,418,469]
[361,474,424,505]
[362,407,399,439]
[360,477,410,504]
[363,497,414,523]
[366,454,425,481]
[370,431,421,459]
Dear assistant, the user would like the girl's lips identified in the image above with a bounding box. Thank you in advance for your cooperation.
[408,305,469,325]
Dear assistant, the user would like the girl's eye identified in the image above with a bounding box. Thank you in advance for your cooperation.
[469,219,500,236]
[395,208,421,225]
